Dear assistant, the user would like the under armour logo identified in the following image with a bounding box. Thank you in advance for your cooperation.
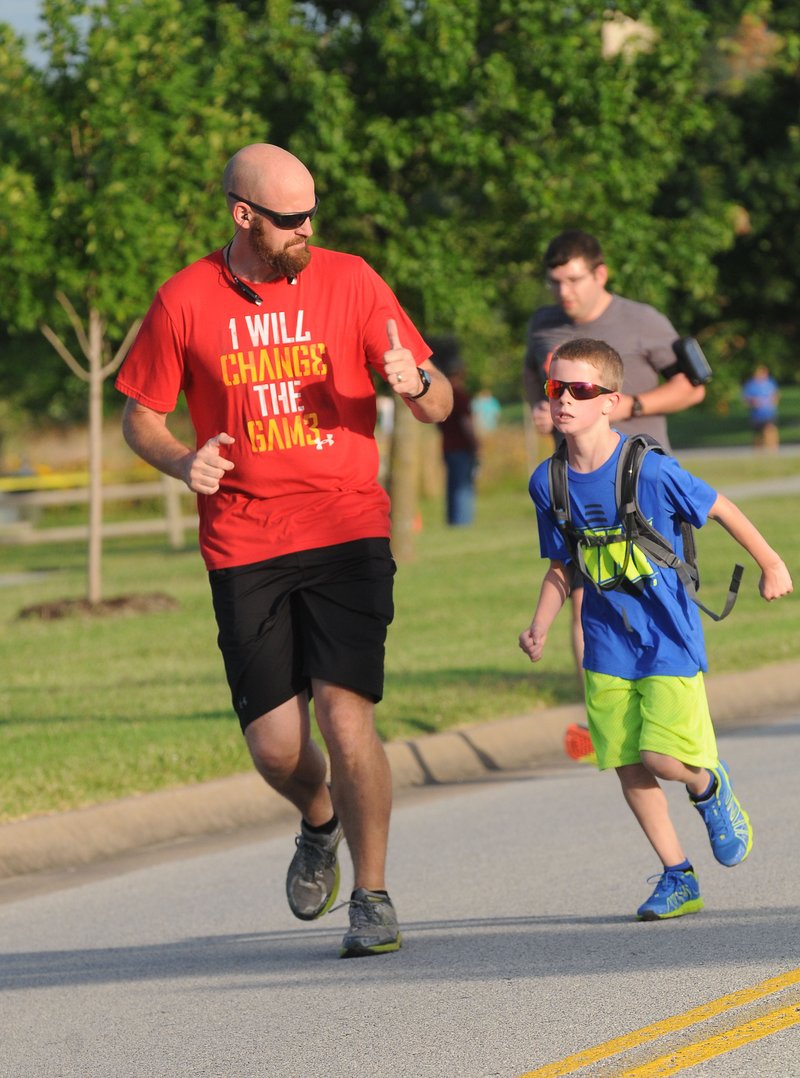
[314,434,335,450]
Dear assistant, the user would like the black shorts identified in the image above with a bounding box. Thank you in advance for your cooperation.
[209,538,395,731]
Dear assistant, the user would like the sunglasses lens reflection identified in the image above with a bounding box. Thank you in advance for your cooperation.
[544,380,609,400]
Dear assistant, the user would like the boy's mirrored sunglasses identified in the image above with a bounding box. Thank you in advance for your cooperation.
[228,191,320,230]
[544,379,614,401]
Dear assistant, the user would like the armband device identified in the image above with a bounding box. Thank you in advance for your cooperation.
[666,337,713,387]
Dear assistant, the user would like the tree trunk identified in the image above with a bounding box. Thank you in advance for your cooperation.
[87,309,105,604]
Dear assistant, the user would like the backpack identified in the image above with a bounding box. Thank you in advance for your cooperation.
[546,434,743,623]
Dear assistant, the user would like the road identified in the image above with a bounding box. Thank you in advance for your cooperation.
[2,713,800,1078]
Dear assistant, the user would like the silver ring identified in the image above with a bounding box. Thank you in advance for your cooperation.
[396,373,403,382]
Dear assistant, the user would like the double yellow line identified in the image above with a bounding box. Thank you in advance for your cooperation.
[521,968,800,1077]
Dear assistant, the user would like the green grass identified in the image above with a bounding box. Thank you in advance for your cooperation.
[1,450,798,824]
[668,384,800,450]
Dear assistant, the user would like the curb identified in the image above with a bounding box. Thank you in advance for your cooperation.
[2,660,798,880]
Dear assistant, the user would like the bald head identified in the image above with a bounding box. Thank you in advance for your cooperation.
[223,144,314,211]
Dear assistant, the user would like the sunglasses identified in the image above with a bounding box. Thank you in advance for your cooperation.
[228,191,320,230]
[544,379,614,401]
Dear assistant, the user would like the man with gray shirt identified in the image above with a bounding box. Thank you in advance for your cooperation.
[524,230,704,452]
[523,229,705,672]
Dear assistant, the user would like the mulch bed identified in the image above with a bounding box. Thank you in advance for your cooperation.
[17,593,180,620]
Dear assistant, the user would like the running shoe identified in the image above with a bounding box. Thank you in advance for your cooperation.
[340,888,402,958]
[637,868,704,921]
[286,820,343,921]
[691,760,753,867]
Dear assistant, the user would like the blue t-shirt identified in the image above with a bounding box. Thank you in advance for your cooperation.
[529,435,718,679]
[742,375,778,423]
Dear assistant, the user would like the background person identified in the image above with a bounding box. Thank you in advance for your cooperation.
[472,386,502,436]
[742,364,780,451]
[431,337,480,526]
[519,337,792,921]
[116,143,452,959]
[523,229,706,672]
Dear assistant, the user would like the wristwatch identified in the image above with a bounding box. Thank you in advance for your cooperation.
[408,368,432,400]
[631,395,644,418]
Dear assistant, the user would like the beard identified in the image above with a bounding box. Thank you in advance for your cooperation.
[249,215,312,278]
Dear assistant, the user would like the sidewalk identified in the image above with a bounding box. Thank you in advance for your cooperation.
[2,659,799,881]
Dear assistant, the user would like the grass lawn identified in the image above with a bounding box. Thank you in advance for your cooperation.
[1,437,798,824]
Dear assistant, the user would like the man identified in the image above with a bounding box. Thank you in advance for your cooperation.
[116,143,452,958]
[523,229,705,670]
[431,337,480,526]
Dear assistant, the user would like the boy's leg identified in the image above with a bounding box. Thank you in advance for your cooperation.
[587,672,703,920]
[616,763,687,867]
[637,675,753,867]
[639,750,710,797]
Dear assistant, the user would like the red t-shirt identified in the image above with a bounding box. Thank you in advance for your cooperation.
[116,247,430,569]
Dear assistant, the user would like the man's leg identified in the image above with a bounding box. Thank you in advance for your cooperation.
[245,693,343,922]
[312,679,400,956]
[312,679,392,891]
[244,692,334,826]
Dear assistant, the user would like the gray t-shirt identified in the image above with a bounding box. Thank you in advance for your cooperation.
[525,294,679,449]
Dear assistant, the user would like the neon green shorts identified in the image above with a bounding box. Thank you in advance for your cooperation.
[584,670,719,771]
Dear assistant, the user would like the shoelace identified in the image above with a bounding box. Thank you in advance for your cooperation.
[294,835,337,879]
[329,893,388,921]
[644,869,687,896]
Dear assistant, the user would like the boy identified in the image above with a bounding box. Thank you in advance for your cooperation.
[519,338,793,920]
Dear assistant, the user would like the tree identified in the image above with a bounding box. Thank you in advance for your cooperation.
[702,3,800,386]
[238,1,737,399]
[0,0,264,600]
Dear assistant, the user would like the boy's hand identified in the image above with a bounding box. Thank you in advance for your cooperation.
[519,623,547,663]
[759,559,793,601]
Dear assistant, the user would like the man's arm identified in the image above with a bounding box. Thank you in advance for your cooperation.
[122,398,235,494]
[383,320,453,422]
[523,356,554,436]
[613,371,705,423]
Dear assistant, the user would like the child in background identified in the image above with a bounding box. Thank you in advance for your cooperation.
[742,365,780,451]
[519,338,793,920]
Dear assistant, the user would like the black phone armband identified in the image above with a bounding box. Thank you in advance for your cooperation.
[670,337,713,386]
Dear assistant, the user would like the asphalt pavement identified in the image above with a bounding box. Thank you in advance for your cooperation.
[2,658,799,882]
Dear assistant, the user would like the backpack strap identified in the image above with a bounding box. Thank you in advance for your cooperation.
[617,433,743,620]
[549,433,743,622]
[547,441,576,550]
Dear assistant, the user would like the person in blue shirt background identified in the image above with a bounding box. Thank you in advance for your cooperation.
[742,365,780,451]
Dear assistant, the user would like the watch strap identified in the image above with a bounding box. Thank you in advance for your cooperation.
[407,368,431,400]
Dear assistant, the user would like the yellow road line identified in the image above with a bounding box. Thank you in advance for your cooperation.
[519,968,800,1078]
[618,1002,800,1076]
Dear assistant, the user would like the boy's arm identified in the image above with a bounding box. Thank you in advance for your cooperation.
[708,493,793,600]
[519,560,572,662]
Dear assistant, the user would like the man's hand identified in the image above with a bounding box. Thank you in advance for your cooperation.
[384,319,425,398]
[183,433,235,494]
[532,400,554,435]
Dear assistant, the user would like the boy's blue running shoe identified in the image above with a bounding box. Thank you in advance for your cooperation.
[637,868,704,921]
[692,760,753,867]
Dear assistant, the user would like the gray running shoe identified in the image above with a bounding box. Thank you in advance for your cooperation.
[340,888,402,958]
[286,820,342,921]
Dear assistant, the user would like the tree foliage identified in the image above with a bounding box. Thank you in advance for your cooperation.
[0,0,797,429]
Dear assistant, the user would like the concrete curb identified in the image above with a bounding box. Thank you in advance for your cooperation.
[2,660,798,880]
